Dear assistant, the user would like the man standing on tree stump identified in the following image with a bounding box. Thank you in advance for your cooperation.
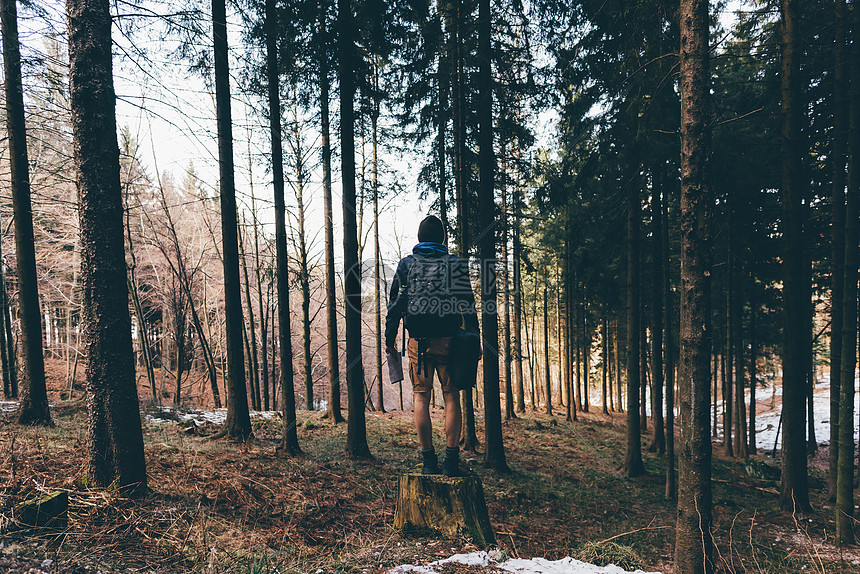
[385,215,480,476]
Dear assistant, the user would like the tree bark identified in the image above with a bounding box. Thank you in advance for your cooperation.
[238,220,260,411]
[2,0,50,426]
[648,175,665,453]
[827,0,848,501]
[339,0,372,459]
[67,0,146,492]
[319,5,343,423]
[623,157,644,477]
[266,0,300,455]
[372,70,385,414]
[674,0,714,563]
[835,0,860,542]
[212,0,251,439]
[778,0,811,512]
[543,286,552,416]
[478,0,507,472]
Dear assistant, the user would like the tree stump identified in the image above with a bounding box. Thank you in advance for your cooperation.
[394,466,494,546]
[14,490,68,529]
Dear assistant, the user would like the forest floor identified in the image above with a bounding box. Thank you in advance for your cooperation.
[1,393,859,573]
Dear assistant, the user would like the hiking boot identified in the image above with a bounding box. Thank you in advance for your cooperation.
[421,450,439,475]
[442,446,462,477]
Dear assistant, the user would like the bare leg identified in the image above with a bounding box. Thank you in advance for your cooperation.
[444,391,462,448]
[414,391,433,450]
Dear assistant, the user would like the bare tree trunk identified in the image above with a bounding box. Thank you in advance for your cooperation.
[249,152,270,411]
[213,0,251,439]
[674,0,714,562]
[2,0,50,425]
[266,0,300,454]
[835,0,860,542]
[664,176,676,499]
[0,218,15,399]
[828,0,848,501]
[339,0,371,459]
[372,67,385,414]
[648,175,665,453]
[238,220,260,411]
[513,171,525,413]
[319,5,343,423]
[748,288,757,455]
[502,162,515,419]
[477,0,506,473]
[624,155,644,477]
[67,0,146,492]
[543,286,552,416]
[778,0,811,512]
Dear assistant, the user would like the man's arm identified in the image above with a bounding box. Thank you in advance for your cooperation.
[384,257,410,352]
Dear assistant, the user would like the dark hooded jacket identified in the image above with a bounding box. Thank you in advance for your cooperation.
[384,242,480,349]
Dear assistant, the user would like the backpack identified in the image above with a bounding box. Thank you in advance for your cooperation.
[404,254,461,339]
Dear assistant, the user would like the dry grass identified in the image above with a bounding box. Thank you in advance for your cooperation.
[2,395,859,573]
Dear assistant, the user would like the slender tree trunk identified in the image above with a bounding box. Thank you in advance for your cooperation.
[339,0,372,459]
[648,177,665,453]
[513,173,525,413]
[602,312,609,415]
[544,287,552,416]
[615,319,622,412]
[748,289,757,455]
[238,221,260,411]
[249,159,269,411]
[835,0,860,542]
[477,0,507,472]
[266,0,300,454]
[724,269,734,456]
[778,0,811,512]
[665,181,676,499]
[212,0,251,439]
[2,0,50,426]
[0,233,12,398]
[67,0,146,492]
[125,206,157,405]
[733,250,748,459]
[828,0,848,501]
[438,0,450,232]
[372,72,385,414]
[674,0,715,563]
[502,164,515,419]
[319,6,343,423]
[624,157,644,477]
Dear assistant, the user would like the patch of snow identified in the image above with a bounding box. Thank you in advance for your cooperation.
[386,551,662,574]
[144,406,281,426]
[0,401,18,413]
[752,381,859,451]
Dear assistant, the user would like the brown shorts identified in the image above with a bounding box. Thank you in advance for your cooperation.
[407,337,457,394]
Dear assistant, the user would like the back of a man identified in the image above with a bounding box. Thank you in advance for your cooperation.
[385,215,479,476]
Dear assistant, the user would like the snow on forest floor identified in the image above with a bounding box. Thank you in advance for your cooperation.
[386,550,661,574]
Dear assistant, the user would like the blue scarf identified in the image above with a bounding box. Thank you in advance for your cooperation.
[413,242,448,257]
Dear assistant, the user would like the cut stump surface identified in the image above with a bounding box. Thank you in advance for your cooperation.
[394,466,494,546]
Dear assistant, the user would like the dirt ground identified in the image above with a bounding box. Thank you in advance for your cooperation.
[1,368,859,573]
